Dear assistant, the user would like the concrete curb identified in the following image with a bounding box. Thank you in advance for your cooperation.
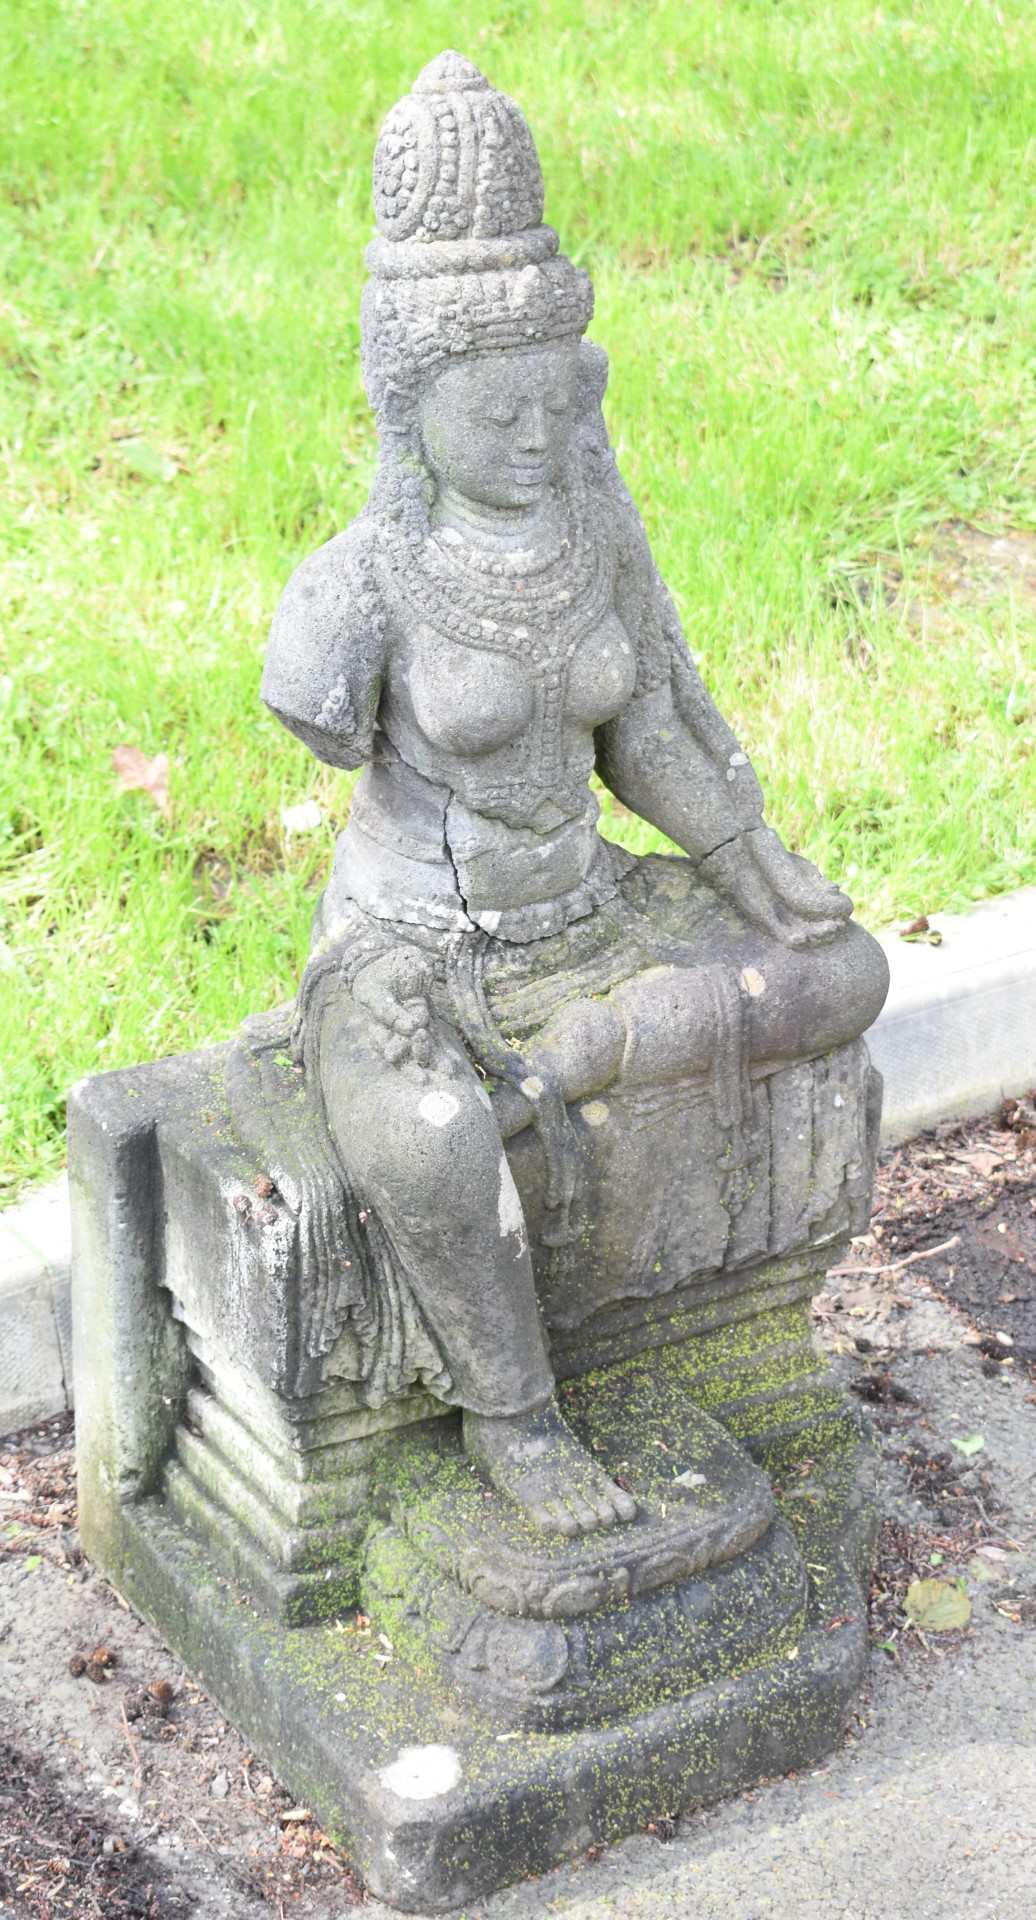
[3,885,1035,1437]
[867,882,1036,1145]
[0,1174,71,1433]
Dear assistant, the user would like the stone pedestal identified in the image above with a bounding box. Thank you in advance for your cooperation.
[70,1036,880,1911]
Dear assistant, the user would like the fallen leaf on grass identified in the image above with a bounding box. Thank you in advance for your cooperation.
[112,745,171,820]
[116,439,178,484]
[905,1578,972,1632]
[280,799,323,834]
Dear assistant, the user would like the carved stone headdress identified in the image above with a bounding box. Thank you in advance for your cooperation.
[361,51,594,415]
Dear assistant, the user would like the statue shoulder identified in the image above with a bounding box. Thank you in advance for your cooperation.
[261,517,389,770]
[269,516,387,649]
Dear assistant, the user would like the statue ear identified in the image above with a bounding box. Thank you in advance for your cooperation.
[574,339,616,478]
[578,339,609,415]
[378,381,418,434]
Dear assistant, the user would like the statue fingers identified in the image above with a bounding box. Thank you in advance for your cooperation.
[609,1482,639,1523]
[526,1499,563,1533]
[352,974,404,1030]
[750,828,852,922]
[781,913,845,949]
[727,868,796,945]
[409,1026,432,1068]
[385,948,434,1001]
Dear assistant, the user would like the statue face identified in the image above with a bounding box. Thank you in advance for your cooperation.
[419,339,580,512]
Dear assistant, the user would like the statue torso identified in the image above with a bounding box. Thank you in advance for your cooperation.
[327,487,639,942]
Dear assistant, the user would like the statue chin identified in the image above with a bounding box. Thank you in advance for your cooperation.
[68,46,890,1911]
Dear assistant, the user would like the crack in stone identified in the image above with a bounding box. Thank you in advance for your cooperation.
[442,791,471,919]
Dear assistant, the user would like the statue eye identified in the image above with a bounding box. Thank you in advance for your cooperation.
[486,410,519,427]
[547,394,573,415]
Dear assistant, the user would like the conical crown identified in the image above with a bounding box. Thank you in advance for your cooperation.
[361,55,593,399]
[370,51,550,271]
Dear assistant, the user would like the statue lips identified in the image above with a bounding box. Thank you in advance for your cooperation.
[508,461,551,489]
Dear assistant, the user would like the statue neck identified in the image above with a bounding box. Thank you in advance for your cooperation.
[432,485,563,554]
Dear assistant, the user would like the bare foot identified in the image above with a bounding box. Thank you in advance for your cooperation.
[463,1398,638,1538]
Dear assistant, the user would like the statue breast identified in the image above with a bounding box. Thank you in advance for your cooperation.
[402,608,637,760]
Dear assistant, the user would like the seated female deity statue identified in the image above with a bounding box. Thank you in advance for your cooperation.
[238,50,889,1543]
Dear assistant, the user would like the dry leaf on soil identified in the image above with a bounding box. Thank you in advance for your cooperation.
[949,1146,1004,1179]
[904,1578,972,1632]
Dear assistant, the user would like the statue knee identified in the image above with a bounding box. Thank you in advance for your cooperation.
[350,1069,504,1216]
[844,922,891,1035]
[742,922,889,1063]
[782,921,890,1057]
[811,921,889,1040]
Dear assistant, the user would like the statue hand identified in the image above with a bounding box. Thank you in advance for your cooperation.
[352,949,454,1075]
[702,827,852,949]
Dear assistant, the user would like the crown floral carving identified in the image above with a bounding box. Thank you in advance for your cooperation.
[363,52,593,377]
[372,51,545,250]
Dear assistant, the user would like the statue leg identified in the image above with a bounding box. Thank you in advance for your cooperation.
[518,921,889,1099]
[609,922,888,1081]
[316,988,637,1537]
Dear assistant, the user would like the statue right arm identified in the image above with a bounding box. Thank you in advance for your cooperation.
[596,510,852,948]
[261,525,388,770]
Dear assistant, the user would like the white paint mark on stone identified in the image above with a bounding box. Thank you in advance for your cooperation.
[833,1093,844,1108]
[497,1153,525,1239]
[580,1099,610,1128]
[729,751,748,767]
[418,1090,460,1128]
[740,967,766,998]
[379,1745,461,1801]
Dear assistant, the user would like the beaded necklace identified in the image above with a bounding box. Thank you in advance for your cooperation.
[381,485,616,825]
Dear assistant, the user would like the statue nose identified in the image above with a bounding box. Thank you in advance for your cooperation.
[519,404,549,452]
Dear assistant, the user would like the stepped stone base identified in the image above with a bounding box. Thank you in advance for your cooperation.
[68,1039,880,1911]
[86,1389,876,1911]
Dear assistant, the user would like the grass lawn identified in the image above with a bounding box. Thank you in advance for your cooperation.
[2,0,1034,1191]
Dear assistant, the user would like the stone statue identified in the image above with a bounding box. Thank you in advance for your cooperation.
[238,49,887,1532]
[70,54,891,1910]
